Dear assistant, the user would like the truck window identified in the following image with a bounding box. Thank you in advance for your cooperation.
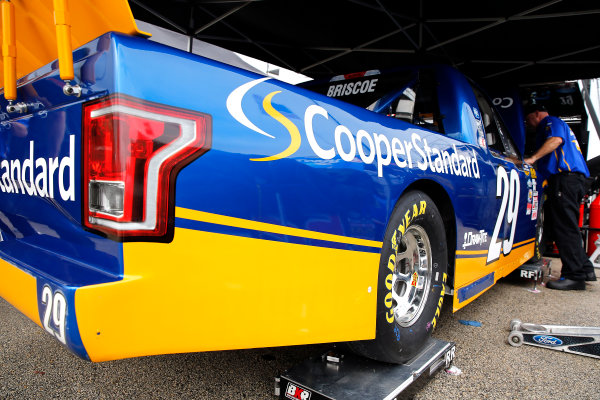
[472,86,520,160]
[367,70,445,133]
[301,69,444,133]
[301,70,414,109]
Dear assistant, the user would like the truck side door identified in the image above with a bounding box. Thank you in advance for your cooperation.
[471,86,535,266]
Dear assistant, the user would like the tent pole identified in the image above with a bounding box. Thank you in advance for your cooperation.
[582,79,600,142]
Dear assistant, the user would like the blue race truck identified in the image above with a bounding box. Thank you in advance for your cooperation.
[0,1,539,363]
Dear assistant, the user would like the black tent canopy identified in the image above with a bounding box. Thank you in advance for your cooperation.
[128,0,600,85]
[129,0,600,159]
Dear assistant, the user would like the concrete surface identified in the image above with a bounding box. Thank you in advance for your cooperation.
[1,258,598,399]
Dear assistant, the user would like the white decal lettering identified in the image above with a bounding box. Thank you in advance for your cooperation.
[391,138,407,168]
[325,79,379,98]
[487,166,520,262]
[374,133,391,177]
[41,285,67,345]
[368,78,378,92]
[1,160,12,193]
[10,160,24,194]
[472,150,480,178]
[229,78,485,181]
[22,141,36,196]
[35,158,48,197]
[334,85,343,97]
[304,105,335,160]
[503,168,520,255]
[412,133,427,171]
[404,140,414,168]
[344,83,353,95]
[58,135,75,201]
[0,135,76,201]
[356,129,375,164]
[423,140,435,172]
[48,157,59,199]
[334,125,356,162]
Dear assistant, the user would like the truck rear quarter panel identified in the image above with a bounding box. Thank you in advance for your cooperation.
[0,33,535,361]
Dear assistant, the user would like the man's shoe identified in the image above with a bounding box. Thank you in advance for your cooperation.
[586,271,597,281]
[546,278,585,291]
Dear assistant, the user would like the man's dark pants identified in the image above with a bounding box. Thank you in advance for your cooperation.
[546,172,594,281]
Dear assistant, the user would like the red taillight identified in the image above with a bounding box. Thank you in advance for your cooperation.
[82,94,211,241]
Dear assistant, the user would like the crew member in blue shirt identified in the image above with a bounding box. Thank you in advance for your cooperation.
[524,104,596,290]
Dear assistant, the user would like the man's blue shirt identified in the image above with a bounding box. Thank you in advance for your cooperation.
[536,115,590,180]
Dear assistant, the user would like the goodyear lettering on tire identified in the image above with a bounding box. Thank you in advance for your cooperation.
[431,272,447,329]
[385,200,427,324]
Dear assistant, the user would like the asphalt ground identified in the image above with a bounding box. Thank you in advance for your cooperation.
[1,258,598,400]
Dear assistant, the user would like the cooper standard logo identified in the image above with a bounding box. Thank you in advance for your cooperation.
[227,78,481,180]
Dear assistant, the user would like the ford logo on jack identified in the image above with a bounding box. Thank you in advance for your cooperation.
[533,335,563,346]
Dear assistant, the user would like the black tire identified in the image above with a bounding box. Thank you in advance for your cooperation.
[348,190,448,363]
[529,194,546,263]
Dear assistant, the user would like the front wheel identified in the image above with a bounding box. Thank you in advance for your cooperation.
[529,194,546,263]
[349,191,448,363]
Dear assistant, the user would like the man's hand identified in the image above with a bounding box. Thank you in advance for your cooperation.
[524,136,562,166]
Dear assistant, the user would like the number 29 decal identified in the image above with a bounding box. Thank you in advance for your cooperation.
[41,285,67,345]
[487,166,520,263]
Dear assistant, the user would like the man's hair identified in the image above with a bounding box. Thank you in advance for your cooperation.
[523,102,548,116]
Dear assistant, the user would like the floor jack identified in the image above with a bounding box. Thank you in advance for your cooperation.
[508,319,600,359]
[275,337,455,400]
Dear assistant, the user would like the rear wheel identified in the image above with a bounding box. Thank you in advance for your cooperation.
[349,190,448,363]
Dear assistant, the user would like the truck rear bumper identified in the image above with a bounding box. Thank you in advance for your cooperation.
[0,258,39,328]
[0,256,93,360]
[1,209,381,362]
